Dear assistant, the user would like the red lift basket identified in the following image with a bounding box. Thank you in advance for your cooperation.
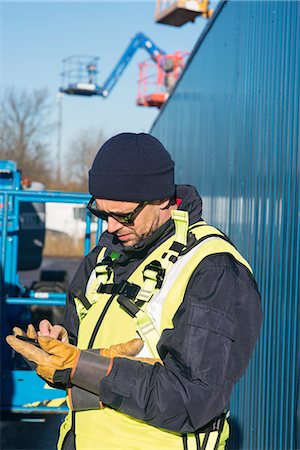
[137,51,189,109]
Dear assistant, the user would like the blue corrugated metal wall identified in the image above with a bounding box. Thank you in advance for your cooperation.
[151,2,299,449]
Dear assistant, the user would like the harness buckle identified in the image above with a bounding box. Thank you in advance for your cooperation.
[97,280,140,299]
[193,412,227,437]
[117,296,140,317]
[212,417,222,432]
[95,263,113,279]
[118,281,140,299]
[143,261,166,289]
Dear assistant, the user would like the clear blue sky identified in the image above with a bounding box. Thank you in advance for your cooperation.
[1,1,209,166]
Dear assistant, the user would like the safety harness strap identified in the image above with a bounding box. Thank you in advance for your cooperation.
[128,210,189,356]
[79,211,189,334]
[135,310,161,358]
[134,210,189,304]
[135,260,165,302]
[182,412,227,450]
[98,281,140,299]
[182,434,188,450]
[115,216,228,359]
[117,296,161,359]
[130,234,232,359]
[74,247,111,322]
[94,250,119,285]
[160,210,189,270]
[200,432,210,450]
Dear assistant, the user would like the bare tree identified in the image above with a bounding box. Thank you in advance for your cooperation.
[62,128,106,192]
[0,87,53,184]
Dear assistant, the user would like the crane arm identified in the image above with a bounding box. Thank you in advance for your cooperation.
[100,32,166,97]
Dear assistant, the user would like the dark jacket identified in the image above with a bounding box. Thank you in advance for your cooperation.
[63,185,262,434]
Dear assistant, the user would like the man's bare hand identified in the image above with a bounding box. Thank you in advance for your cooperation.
[38,320,69,343]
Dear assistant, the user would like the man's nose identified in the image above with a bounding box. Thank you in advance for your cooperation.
[107,216,123,234]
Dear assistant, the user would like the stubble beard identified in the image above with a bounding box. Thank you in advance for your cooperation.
[121,213,161,248]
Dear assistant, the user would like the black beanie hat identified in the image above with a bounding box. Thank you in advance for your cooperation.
[89,132,175,202]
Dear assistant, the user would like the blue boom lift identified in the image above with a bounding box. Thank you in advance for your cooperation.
[60,32,166,98]
[59,32,189,108]
[0,161,102,416]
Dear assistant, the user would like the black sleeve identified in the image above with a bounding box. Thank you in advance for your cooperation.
[62,291,78,346]
[99,253,263,433]
[62,246,100,345]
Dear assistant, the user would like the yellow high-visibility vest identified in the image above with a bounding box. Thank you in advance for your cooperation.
[58,220,251,450]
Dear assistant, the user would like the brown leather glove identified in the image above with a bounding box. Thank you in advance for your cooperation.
[100,338,162,365]
[69,338,162,400]
[6,335,80,386]
[100,338,144,357]
[13,324,38,340]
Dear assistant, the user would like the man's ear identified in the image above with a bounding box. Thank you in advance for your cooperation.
[158,198,171,210]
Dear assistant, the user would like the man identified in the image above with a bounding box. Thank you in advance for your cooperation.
[7,132,262,450]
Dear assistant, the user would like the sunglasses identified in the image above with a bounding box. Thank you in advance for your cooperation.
[87,197,148,225]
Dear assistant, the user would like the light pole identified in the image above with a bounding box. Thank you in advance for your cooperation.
[56,92,64,185]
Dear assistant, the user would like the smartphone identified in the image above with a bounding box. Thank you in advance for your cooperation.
[16,335,41,348]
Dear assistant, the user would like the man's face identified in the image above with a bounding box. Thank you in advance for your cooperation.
[95,198,168,247]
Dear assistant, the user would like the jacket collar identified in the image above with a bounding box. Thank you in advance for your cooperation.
[98,185,203,262]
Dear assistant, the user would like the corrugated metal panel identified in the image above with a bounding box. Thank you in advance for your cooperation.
[151,2,300,449]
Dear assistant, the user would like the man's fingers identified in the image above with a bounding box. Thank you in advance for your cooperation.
[122,338,144,356]
[12,325,38,339]
[37,336,58,352]
[49,325,69,343]
[49,325,62,340]
[38,319,53,336]
[37,336,79,369]
[27,324,38,339]
[12,327,26,337]
[38,336,72,355]
[6,335,49,364]
[126,356,163,365]
[110,338,144,356]
[37,321,69,343]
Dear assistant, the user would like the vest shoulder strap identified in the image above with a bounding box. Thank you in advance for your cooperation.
[73,247,108,322]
